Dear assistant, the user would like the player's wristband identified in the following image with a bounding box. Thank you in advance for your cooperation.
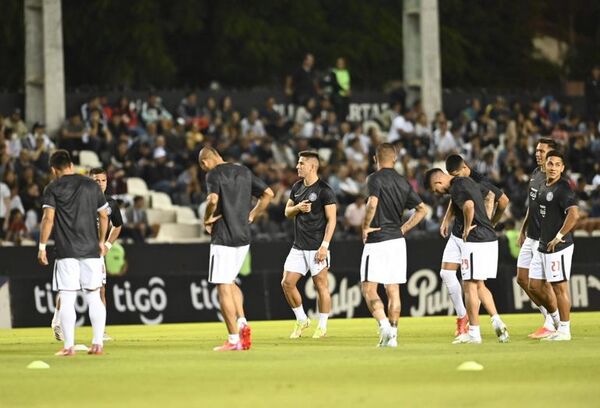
[320,241,329,249]
[38,243,46,251]
[104,242,113,250]
[555,232,564,240]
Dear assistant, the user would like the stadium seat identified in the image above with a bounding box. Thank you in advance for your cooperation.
[146,208,177,225]
[126,177,149,197]
[591,230,600,237]
[79,150,102,168]
[574,230,590,237]
[318,148,332,164]
[174,206,200,224]
[149,191,173,209]
[149,223,207,243]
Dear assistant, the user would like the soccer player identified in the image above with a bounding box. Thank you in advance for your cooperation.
[199,147,274,351]
[425,168,499,344]
[282,151,336,339]
[529,150,579,341]
[517,138,560,338]
[38,150,109,356]
[361,143,427,347]
[441,155,509,341]
[51,168,123,342]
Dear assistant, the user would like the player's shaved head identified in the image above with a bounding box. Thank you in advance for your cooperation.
[199,146,221,161]
[198,146,224,172]
[375,143,397,164]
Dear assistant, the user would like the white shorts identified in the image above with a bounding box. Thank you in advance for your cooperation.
[283,247,330,277]
[209,244,250,284]
[52,258,105,291]
[360,238,407,284]
[442,234,463,265]
[529,245,573,283]
[517,237,540,269]
[460,241,498,281]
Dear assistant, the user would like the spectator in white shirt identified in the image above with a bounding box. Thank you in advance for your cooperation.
[344,195,366,234]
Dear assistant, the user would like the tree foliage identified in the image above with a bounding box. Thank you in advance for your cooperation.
[0,0,598,91]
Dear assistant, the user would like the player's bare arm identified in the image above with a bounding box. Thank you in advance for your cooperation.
[462,199,476,242]
[38,206,55,266]
[547,206,579,253]
[98,208,109,256]
[249,187,274,223]
[490,193,509,227]
[316,203,336,262]
[106,225,122,247]
[518,207,530,247]
[284,198,311,218]
[401,202,428,236]
[484,191,495,219]
[203,193,222,234]
[361,195,381,243]
[440,200,454,238]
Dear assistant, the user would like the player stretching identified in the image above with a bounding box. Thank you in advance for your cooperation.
[442,154,509,341]
[517,139,560,338]
[39,150,109,356]
[51,167,123,342]
[529,151,579,341]
[425,168,499,344]
[199,147,273,351]
[282,151,337,339]
[361,143,427,347]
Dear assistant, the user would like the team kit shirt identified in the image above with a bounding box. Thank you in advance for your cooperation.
[206,163,268,247]
[451,175,500,240]
[537,178,577,254]
[365,168,422,243]
[449,177,496,243]
[525,167,547,240]
[97,196,123,239]
[42,174,108,259]
[289,179,336,250]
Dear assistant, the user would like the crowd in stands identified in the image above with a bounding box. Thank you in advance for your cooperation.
[1,59,599,246]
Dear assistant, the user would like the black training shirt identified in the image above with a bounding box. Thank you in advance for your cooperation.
[206,163,269,247]
[289,179,336,250]
[449,177,497,243]
[526,167,546,240]
[42,174,108,259]
[365,168,422,244]
[537,178,577,254]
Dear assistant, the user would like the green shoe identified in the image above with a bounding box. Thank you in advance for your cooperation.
[312,327,327,339]
[290,318,311,339]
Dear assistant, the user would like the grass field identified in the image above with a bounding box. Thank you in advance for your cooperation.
[1,313,599,408]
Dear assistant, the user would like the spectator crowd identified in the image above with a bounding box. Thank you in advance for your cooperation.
[1,58,600,245]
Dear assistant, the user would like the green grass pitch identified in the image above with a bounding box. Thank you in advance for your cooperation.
[1,313,599,407]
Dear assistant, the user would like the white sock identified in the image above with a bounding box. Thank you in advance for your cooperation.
[237,317,248,328]
[59,291,77,349]
[490,314,504,329]
[550,310,560,328]
[378,318,391,330]
[318,313,329,330]
[390,326,398,338]
[440,269,467,318]
[292,305,308,321]
[468,325,481,339]
[538,305,548,317]
[558,321,570,335]
[52,301,60,325]
[228,334,240,344]
[543,314,555,330]
[85,290,106,347]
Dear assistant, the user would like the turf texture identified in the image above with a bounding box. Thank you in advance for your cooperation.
[1,312,599,407]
